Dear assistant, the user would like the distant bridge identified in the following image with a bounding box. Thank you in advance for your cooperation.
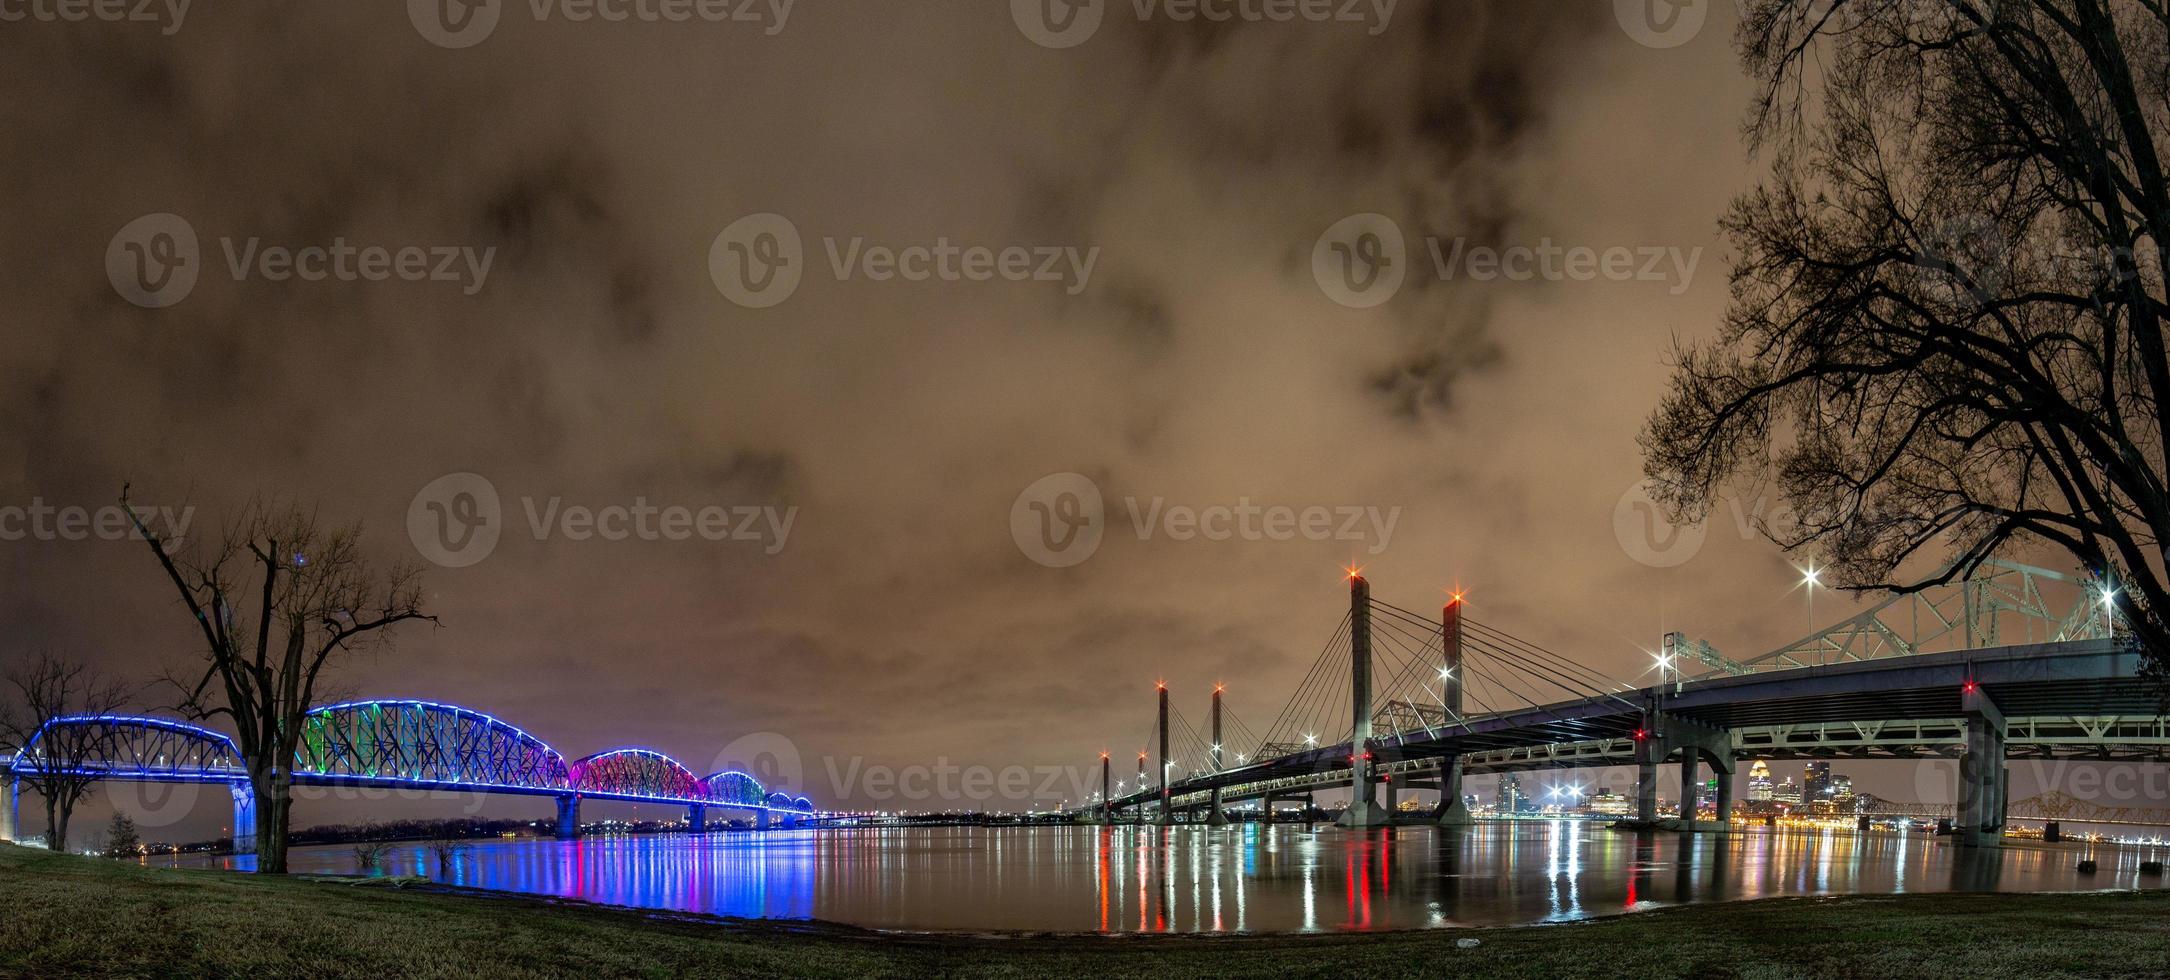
[1077,561,2159,847]
[2,699,817,850]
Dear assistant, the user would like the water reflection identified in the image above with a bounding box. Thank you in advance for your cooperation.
[171,824,2169,933]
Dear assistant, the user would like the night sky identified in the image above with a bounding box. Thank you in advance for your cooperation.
[0,3,2087,838]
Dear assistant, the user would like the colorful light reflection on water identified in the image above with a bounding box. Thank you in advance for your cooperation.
[171,822,2170,933]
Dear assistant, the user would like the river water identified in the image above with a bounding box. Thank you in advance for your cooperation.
[169,822,2170,933]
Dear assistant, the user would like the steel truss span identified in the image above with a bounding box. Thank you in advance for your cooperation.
[569,749,706,802]
[9,715,245,782]
[299,700,571,793]
[4,700,817,814]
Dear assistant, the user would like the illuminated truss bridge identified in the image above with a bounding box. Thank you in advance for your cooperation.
[3,699,817,846]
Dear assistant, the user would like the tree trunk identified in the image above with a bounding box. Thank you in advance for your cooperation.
[44,798,63,853]
[251,770,293,874]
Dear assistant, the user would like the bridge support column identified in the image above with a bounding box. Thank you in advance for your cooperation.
[231,784,257,854]
[688,805,707,833]
[1207,786,1227,826]
[1679,753,1700,819]
[758,808,772,831]
[1337,574,1384,828]
[2,777,16,843]
[1715,766,1735,825]
[1959,686,2008,847]
[1436,757,1475,826]
[555,795,581,840]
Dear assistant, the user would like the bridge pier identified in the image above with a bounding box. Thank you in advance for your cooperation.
[1436,757,1474,826]
[1958,685,2008,847]
[2,777,15,843]
[555,795,581,840]
[231,784,257,854]
[1715,766,1734,825]
[688,805,707,833]
[1679,752,1700,819]
[758,808,772,831]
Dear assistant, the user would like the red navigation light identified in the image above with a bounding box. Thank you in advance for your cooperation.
[1633,728,1649,741]
[1156,680,1166,691]
[1962,680,1979,694]
[1100,751,1110,760]
[1215,682,1225,694]
[1344,562,1365,581]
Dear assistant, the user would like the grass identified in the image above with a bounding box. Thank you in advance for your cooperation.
[3,843,2169,978]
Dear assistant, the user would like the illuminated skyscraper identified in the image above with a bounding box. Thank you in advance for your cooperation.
[1748,761,1773,802]
[1803,762,1832,803]
[1498,773,1527,815]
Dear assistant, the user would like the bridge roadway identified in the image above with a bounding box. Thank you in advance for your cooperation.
[1092,637,2158,844]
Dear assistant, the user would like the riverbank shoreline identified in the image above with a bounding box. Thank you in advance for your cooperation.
[5,843,2169,977]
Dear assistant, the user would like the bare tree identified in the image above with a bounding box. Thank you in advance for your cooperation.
[123,488,436,874]
[0,652,129,853]
[425,837,469,877]
[1643,0,2170,677]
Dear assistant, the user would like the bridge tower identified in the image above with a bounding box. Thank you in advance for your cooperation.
[1206,684,1229,825]
[555,795,581,839]
[230,784,257,854]
[1437,597,1475,827]
[1156,682,1172,825]
[1337,574,1384,827]
[1099,752,1112,825]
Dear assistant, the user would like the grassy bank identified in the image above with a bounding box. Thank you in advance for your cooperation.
[3,844,2168,979]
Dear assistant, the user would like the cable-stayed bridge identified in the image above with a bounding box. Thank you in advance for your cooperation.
[1078,561,2153,846]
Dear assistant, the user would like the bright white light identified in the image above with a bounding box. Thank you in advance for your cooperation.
[1303,734,1318,745]
[1801,562,1822,587]
[1439,667,1455,681]
[2103,588,2118,610]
